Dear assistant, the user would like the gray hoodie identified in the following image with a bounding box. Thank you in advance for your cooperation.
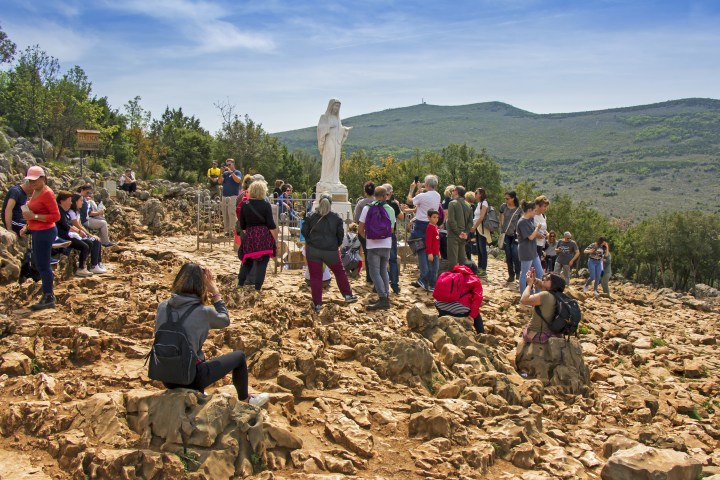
[154,293,230,361]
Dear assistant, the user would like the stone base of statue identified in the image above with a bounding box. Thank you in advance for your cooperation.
[315,181,353,223]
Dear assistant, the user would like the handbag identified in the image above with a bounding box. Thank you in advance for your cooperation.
[498,207,521,247]
[407,237,426,254]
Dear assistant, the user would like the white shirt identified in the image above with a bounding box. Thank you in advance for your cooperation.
[473,200,488,231]
[412,190,441,222]
[119,172,135,186]
[359,205,392,249]
[534,213,547,247]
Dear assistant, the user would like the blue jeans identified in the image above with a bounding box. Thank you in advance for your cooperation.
[519,256,544,294]
[411,220,429,284]
[32,226,57,295]
[476,233,487,271]
[389,234,399,288]
[428,254,440,288]
[504,235,520,279]
[585,258,603,292]
[367,248,391,297]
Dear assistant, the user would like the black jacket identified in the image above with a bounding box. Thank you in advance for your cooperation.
[302,211,344,251]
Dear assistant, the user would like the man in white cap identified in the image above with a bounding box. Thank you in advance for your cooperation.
[554,231,579,285]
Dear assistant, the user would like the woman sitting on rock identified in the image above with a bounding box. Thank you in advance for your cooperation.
[432,264,484,333]
[155,262,268,407]
[520,268,565,343]
[56,191,105,277]
[301,193,358,313]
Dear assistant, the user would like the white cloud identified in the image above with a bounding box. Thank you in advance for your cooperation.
[2,21,99,64]
[102,0,275,53]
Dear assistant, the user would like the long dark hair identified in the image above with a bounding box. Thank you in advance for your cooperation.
[505,190,519,207]
[70,193,83,213]
[171,263,209,304]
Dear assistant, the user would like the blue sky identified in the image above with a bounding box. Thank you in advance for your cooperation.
[3,0,719,134]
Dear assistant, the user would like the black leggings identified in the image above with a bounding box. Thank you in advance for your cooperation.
[238,255,269,291]
[165,351,249,400]
[68,237,101,267]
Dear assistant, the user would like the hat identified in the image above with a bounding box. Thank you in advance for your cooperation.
[563,231,572,238]
[25,166,45,180]
[381,183,393,194]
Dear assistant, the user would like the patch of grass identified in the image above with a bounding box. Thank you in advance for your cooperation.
[491,442,505,456]
[175,449,200,472]
[650,337,667,348]
[702,400,715,414]
[250,452,266,473]
[687,407,702,421]
[30,358,40,375]
[151,185,167,196]
[577,325,590,335]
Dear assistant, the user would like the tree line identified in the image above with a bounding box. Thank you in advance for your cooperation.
[1,26,717,291]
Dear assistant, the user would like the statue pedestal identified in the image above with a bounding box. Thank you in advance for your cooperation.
[316,181,353,224]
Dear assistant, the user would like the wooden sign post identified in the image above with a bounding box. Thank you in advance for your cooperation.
[76,130,100,177]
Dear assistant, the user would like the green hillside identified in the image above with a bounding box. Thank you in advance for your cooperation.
[274,98,720,219]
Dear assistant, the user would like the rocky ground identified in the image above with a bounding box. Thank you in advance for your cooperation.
[0,136,719,479]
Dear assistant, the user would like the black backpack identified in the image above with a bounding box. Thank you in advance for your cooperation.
[147,303,201,385]
[536,291,582,338]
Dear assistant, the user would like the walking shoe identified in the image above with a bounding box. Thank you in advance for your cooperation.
[344,294,358,304]
[102,242,118,247]
[583,285,589,293]
[313,303,322,313]
[505,276,515,283]
[593,290,599,297]
[391,284,401,294]
[90,264,107,274]
[413,279,428,290]
[367,296,390,311]
[52,239,71,249]
[478,269,487,278]
[248,393,270,408]
[30,294,56,311]
[75,268,93,277]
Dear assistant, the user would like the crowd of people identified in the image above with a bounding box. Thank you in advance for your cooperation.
[2,167,122,310]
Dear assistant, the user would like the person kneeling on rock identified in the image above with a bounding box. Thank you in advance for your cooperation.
[520,269,565,343]
[152,263,269,407]
[432,264,484,333]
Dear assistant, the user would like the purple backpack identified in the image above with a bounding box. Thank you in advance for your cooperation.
[364,202,393,240]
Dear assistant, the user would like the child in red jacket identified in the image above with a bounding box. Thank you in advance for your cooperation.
[426,209,441,291]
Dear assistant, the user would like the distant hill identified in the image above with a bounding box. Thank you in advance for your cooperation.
[273,98,720,219]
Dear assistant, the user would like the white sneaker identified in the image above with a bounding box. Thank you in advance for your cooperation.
[583,285,589,293]
[75,268,93,277]
[91,265,107,274]
[99,263,107,270]
[248,393,269,408]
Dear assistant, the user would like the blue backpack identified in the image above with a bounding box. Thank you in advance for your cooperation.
[364,201,393,240]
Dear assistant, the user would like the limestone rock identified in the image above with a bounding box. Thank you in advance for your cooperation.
[0,351,32,376]
[515,337,590,396]
[440,343,465,367]
[324,413,374,458]
[601,444,703,480]
[140,198,165,232]
[252,350,281,379]
[694,283,719,298]
[356,337,434,386]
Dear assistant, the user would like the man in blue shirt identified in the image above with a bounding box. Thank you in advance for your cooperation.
[218,158,242,236]
[2,182,32,235]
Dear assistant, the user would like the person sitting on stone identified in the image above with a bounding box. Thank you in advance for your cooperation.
[56,191,105,276]
[432,264,484,333]
[77,185,116,247]
[519,268,566,343]
[155,262,269,407]
[69,193,107,271]
[118,168,137,194]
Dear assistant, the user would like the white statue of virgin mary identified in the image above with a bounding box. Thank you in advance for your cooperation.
[317,98,352,186]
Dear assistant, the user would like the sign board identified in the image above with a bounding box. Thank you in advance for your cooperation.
[76,130,100,151]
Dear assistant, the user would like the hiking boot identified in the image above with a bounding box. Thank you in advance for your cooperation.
[75,268,93,277]
[102,241,118,247]
[30,294,56,311]
[344,294,358,304]
[313,303,322,313]
[367,296,390,311]
[248,393,270,408]
[505,276,515,283]
[478,269,487,278]
[391,284,401,294]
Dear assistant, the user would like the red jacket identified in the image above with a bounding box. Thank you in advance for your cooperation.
[433,265,484,318]
[235,191,249,221]
[425,223,440,255]
[27,187,60,231]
